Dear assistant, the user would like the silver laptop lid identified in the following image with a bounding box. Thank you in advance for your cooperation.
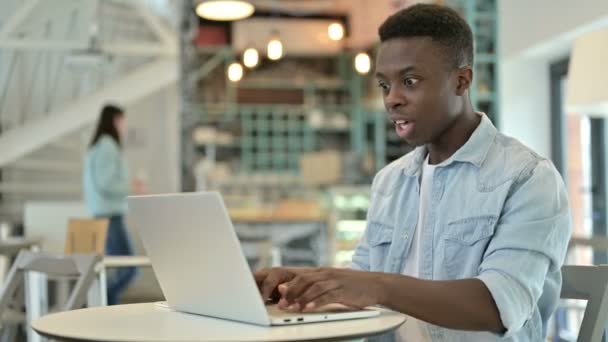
[128,192,270,325]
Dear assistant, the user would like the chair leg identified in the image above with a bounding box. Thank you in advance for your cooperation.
[25,272,47,342]
[0,324,18,342]
[65,258,99,310]
[87,268,106,307]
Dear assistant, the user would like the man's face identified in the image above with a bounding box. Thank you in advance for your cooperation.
[375,37,468,146]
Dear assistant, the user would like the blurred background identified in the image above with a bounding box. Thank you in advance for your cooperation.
[1,0,608,340]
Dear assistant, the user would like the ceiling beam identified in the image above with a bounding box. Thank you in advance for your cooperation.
[132,0,178,53]
[0,40,175,57]
[101,42,177,57]
[0,39,84,50]
[0,0,40,39]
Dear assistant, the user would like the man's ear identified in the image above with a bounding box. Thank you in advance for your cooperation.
[455,67,473,96]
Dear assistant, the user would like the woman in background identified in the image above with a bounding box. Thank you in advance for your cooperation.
[83,104,138,305]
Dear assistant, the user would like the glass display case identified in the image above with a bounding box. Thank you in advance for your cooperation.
[326,185,371,267]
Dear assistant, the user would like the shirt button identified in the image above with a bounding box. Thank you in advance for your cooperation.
[403,233,409,240]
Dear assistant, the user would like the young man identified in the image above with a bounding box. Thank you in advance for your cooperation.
[255,4,572,341]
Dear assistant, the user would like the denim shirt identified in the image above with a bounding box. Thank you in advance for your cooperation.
[352,114,572,341]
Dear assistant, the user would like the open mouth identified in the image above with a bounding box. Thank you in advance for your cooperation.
[394,119,410,129]
[393,119,415,138]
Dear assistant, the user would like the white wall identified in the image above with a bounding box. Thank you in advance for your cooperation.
[125,84,180,194]
[501,0,608,59]
[500,59,551,157]
[498,0,608,158]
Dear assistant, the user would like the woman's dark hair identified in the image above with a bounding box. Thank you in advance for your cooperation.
[90,104,124,148]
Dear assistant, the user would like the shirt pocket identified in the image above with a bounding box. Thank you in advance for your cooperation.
[367,222,394,271]
[442,216,497,279]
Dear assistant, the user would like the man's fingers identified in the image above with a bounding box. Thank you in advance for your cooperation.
[297,280,341,308]
[278,283,288,294]
[301,290,340,312]
[283,271,330,303]
[261,270,295,302]
[278,297,290,309]
[261,276,281,302]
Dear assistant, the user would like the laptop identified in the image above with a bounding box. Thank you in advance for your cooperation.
[127,191,380,326]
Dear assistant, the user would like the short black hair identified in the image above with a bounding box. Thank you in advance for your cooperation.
[378,4,474,69]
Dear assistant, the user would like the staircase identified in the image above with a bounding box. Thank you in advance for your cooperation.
[0,0,179,222]
[0,133,86,220]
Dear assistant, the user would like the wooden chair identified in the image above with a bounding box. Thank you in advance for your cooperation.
[64,219,108,255]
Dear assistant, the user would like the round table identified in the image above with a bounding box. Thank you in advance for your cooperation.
[32,303,406,342]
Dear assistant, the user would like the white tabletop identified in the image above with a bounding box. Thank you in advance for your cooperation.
[33,303,406,342]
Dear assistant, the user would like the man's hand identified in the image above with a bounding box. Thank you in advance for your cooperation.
[254,267,310,303]
[278,268,504,333]
[279,268,383,312]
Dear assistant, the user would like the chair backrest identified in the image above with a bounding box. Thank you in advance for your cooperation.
[0,250,101,314]
[561,265,608,342]
[64,218,108,255]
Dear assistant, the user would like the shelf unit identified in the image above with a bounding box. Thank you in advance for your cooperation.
[241,106,315,173]
[451,0,499,123]
[185,53,360,176]
[181,0,499,185]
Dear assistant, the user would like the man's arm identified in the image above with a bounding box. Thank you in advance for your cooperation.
[472,159,571,336]
[279,267,503,332]
[378,275,504,332]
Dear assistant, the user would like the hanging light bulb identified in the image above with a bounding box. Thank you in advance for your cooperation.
[354,52,371,74]
[227,62,244,82]
[267,39,283,60]
[267,31,283,61]
[195,1,255,21]
[243,48,259,68]
[328,22,345,41]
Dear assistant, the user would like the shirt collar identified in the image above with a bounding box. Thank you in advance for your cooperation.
[401,113,497,176]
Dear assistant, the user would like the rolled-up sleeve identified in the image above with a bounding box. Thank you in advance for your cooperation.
[476,159,572,337]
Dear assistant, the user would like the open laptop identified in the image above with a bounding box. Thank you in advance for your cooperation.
[128,191,380,326]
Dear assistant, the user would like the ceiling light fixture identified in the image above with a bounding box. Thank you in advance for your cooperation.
[267,31,283,61]
[328,22,345,41]
[243,47,259,68]
[227,62,244,82]
[196,0,255,21]
[354,52,371,74]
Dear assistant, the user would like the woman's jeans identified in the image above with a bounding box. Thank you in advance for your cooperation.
[102,215,137,305]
